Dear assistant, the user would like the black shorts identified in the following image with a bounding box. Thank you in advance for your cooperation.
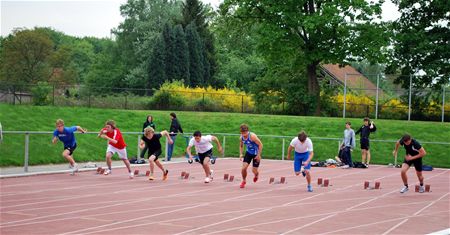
[360,138,370,150]
[64,144,77,155]
[243,152,260,168]
[198,149,213,164]
[403,157,423,172]
[148,149,162,161]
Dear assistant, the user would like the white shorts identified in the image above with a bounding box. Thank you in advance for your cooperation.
[106,145,128,160]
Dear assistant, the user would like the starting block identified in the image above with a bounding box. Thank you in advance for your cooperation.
[415,184,431,192]
[223,174,234,182]
[180,171,190,179]
[96,167,105,175]
[133,169,151,177]
[364,181,381,190]
[317,178,330,187]
[269,177,286,184]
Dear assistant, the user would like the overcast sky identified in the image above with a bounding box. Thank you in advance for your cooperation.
[1,0,400,38]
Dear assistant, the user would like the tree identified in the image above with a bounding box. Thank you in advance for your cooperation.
[148,34,167,89]
[171,24,190,83]
[185,23,205,87]
[389,0,450,89]
[180,0,217,86]
[0,29,53,88]
[220,0,390,114]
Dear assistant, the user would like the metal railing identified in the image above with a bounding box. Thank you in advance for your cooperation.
[2,131,450,173]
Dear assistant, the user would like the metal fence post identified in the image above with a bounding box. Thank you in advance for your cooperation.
[408,74,412,121]
[165,137,169,161]
[375,74,379,119]
[282,139,285,160]
[442,86,446,123]
[222,136,226,158]
[137,135,141,161]
[24,133,29,172]
[343,73,347,118]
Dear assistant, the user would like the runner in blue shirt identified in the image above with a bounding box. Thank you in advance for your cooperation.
[52,119,87,175]
[239,124,263,188]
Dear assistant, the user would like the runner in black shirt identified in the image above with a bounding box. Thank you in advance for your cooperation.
[355,117,376,167]
[393,134,427,193]
[140,127,172,181]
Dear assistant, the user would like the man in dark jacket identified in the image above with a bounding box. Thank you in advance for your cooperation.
[167,112,183,161]
[355,117,376,167]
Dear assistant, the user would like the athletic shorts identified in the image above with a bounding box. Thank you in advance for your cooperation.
[294,151,311,172]
[106,145,128,160]
[64,144,77,155]
[403,157,423,172]
[198,149,213,164]
[360,137,370,150]
[243,152,260,168]
[148,149,162,161]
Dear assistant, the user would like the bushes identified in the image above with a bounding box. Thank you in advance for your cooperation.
[31,82,51,105]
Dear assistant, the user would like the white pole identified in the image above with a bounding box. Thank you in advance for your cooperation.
[375,74,379,119]
[137,135,141,161]
[343,73,347,118]
[222,136,226,158]
[408,75,412,121]
[282,139,285,161]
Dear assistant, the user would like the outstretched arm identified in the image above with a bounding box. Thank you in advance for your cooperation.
[76,126,87,133]
[287,145,293,160]
[392,141,400,156]
[161,130,173,145]
[211,135,223,154]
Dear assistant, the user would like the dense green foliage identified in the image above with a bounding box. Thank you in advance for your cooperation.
[0,104,448,168]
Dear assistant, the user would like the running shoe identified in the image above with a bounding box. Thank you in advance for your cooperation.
[240,181,246,188]
[129,172,134,179]
[307,185,313,192]
[400,185,409,193]
[148,175,155,181]
[104,169,111,175]
[419,185,425,193]
[204,177,211,183]
[253,173,259,183]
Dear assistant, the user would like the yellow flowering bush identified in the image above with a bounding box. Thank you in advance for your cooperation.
[156,81,254,112]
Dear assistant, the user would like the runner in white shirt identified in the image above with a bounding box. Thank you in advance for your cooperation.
[287,131,314,192]
[186,131,223,183]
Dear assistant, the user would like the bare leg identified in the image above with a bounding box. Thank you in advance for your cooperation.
[202,157,211,177]
[122,158,132,173]
[241,162,249,182]
[106,152,113,170]
[401,163,410,185]
[62,149,76,166]
[416,171,424,185]
[252,167,259,179]
[361,149,367,164]
[155,159,165,173]
[366,150,371,165]
[305,170,311,185]
[149,156,156,174]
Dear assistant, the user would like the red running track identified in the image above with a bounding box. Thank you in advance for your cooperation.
[1,159,449,235]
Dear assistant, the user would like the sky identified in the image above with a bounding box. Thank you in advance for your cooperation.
[1,0,401,38]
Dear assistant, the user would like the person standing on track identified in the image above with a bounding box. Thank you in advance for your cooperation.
[392,134,427,193]
[239,124,263,188]
[186,131,223,183]
[140,127,171,181]
[287,131,314,192]
[98,120,134,179]
[355,117,377,167]
[52,119,87,175]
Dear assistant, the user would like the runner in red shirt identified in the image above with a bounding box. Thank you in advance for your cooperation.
[98,120,133,179]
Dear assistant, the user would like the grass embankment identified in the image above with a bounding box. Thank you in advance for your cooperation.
[0,104,449,167]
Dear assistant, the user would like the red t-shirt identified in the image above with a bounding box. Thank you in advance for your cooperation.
[101,128,126,149]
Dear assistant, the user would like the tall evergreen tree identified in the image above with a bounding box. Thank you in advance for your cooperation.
[171,24,190,83]
[162,23,176,82]
[185,23,205,87]
[180,0,216,86]
[148,34,167,89]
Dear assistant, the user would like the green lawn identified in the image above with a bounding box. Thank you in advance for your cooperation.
[0,104,449,168]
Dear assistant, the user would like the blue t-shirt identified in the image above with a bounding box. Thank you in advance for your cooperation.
[53,126,77,148]
[241,132,259,155]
